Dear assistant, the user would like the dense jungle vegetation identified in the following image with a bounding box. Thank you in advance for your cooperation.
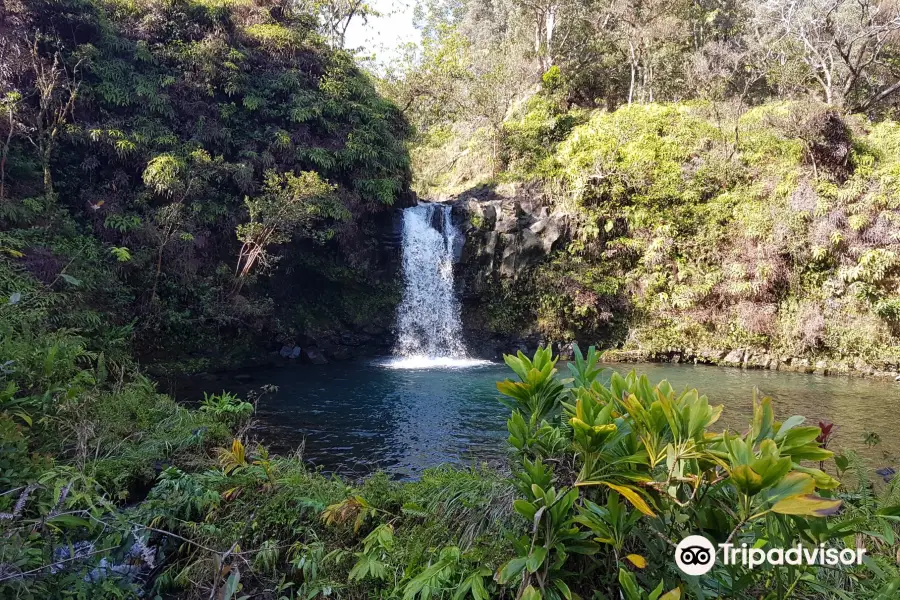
[1,0,411,372]
[3,0,900,598]
[386,0,900,369]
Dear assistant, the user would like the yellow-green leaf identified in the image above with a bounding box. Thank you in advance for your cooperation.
[576,481,656,517]
[625,554,647,568]
[772,494,842,517]
[730,465,764,495]
[792,464,841,490]
[521,585,542,600]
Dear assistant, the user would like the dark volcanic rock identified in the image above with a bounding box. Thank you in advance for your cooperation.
[450,185,570,285]
[445,183,573,358]
[301,347,329,365]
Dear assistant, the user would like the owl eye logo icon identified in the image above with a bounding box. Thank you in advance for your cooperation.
[675,535,716,575]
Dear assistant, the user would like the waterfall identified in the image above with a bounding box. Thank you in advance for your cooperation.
[386,203,485,369]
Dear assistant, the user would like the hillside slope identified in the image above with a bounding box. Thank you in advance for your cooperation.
[444,100,900,376]
[1,0,411,371]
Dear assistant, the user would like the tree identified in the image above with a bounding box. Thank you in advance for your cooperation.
[601,0,694,104]
[516,0,561,72]
[688,37,773,158]
[0,13,29,203]
[756,0,900,110]
[381,28,473,131]
[234,170,346,291]
[142,151,209,307]
[315,0,378,48]
[471,40,531,175]
[0,92,20,202]
[383,19,531,177]
[21,38,81,197]
[0,0,412,360]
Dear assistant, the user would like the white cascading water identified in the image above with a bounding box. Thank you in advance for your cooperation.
[385,203,486,369]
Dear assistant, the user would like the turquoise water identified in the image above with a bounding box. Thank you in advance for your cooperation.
[181,361,900,478]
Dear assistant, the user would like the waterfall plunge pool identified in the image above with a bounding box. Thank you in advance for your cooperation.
[173,201,900,478]
[177,360,900,479]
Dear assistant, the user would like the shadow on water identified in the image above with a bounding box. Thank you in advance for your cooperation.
[174,360,900,479]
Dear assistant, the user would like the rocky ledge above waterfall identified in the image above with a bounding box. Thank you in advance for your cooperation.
[441,183,573,357]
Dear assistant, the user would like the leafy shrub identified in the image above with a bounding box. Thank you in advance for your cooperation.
[502,94,586,178]
[1,0,412,370]
[491,345,899,599]
[199,391,254,426]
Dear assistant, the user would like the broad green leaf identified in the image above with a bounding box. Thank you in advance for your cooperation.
[762,471,815,505]
[514,499,537,521]
[792,464,840,490]
[47,515,91,529]
[730,465,764,495]
[618,568,642,600]
[565,540,600,555]
[750,395,774,443]
[526,546,547,573]
[521,585,542,600]
[496,557,527,584]
[554,579,572,600]
[834,453,850,472]
[12,410,31,426]
[222,570,241,600]
[774,415,806,440]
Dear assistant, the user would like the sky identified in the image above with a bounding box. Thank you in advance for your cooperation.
[343,0,421,68]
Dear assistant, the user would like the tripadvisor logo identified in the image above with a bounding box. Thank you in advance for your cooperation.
[675,536,716,576]
[674,535,867,576]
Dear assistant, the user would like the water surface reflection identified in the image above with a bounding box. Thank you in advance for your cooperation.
[177,361,900,478]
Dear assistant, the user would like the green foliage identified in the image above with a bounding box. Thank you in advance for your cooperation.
[1,0,411,366]
[245,23,305,51]
[502,95,586,178]
[0,310,228,595]
[450,100,900,365]
[6,1,900,598]
[494,345,899,599]
[200,391,254,427]
[3,293,899,600]
[497,346,565,425]
[235,170,343,280]
[552,104,723,208]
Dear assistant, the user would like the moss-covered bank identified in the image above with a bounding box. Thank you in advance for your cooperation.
[442,100,900,373]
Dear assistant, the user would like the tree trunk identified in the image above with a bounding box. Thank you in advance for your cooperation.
[150,239,168,305]
[239,245,262,280]
[42,146,53,197]
[628,41,637,105]
[545,4,556,68]
[0,107,12,202]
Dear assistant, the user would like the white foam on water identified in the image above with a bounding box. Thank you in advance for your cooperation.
[380,356,493,370]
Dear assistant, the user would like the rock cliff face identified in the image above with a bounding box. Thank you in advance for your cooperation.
[287,187,900,380]
[445,184,571,358]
